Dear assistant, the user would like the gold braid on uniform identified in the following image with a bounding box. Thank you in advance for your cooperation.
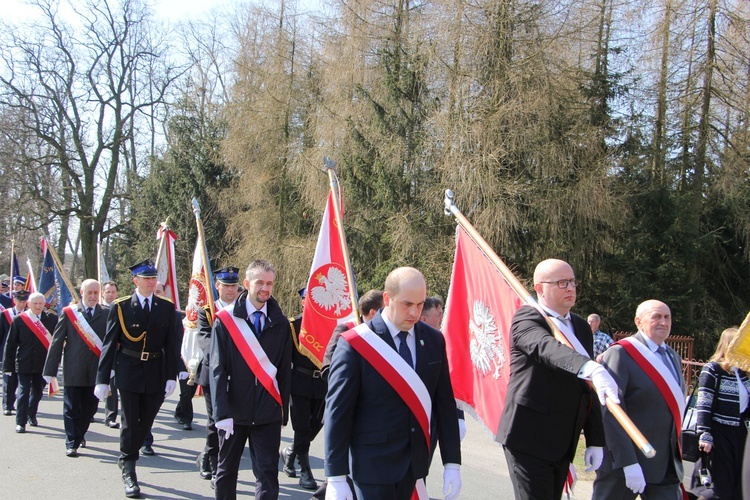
[116,297,147,343]
[289,316,301,351]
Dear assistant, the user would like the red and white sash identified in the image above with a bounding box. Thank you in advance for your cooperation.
[342,323,432,500]
[215,309,282,406]
[63,306,103,357]
[2,308,14,325]
[19,312,60,395]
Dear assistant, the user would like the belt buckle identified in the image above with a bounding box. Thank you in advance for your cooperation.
[312,370,322,379]
[140,351,149,361]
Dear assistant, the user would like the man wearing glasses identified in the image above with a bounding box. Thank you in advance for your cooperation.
[498,258,619,499]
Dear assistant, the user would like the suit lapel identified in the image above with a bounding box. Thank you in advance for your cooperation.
[414,323,427,377]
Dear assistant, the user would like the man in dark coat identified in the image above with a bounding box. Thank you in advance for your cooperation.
[2,292,57,433]
[44,279,108,456]
[210,259,291,500]
[94,259,178,498]
[0,289,28,415]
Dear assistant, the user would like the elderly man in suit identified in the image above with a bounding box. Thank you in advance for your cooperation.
[324,267,462,500]
[94,259,179,498]
[593,300,686,499]
[498,258,619,500]
[44,279,108,457]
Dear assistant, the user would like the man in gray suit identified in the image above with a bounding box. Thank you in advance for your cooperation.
[44,279,108,457]
[593,299,686,499]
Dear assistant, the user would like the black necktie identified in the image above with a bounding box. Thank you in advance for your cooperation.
[397,331,413,369]
[252,311,263,337]
[143,298,150,319]
[86,307,93,319]
[657,346,679,382]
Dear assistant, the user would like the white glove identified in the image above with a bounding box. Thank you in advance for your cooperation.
[325,476,353,500]
[623,463,646,494]
[94,384,110,401]
[458,418,467,441]
[178,371,189,380]
[43,375,53,384]
[216,418,234,438]
[164,379,177,398]
[442,463,462,500]
[590,364,620,405]
[584,446,604,472]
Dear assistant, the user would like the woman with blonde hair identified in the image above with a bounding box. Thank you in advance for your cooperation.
[696,327,750,499]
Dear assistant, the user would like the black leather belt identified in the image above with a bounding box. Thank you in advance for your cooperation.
[120,347,164,361]
[293,365,322,378]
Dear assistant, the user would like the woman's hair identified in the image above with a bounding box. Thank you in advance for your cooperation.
[709,327,739,371]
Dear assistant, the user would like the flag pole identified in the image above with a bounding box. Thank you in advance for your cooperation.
[191,199,215,319]
[155,217,171,270]
[443,189,655,459]
[41,237,81,303]
[26,259,36,292]
[9,239,15,279]
[323,158,361,325]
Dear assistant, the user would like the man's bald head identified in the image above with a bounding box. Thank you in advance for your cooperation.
[533,259,573,285]
[383,267,427,332]
[634,300,672,344]
[384,267,426,297]
[533,259,577,315]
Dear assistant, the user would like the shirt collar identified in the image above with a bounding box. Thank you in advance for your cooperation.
[135,291,153,306]
[639,330,664,352]
[381,311,413,340]
[539,303,571,321]
[246,299,268,317]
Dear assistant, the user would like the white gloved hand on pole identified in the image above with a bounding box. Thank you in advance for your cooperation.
[589,363,620,405]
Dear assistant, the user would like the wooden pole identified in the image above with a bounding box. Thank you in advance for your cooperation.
[443,189,655,459]
[191,199,215,319]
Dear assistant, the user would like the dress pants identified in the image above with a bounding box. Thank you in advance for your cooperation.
[105,378,119,423]
[174,377,196,423]
[3,372,18,411]
[503,445,569,500]
[119,389,164,461]
[63,385,99,448]
[215,421,281,500]
[290,393,325,454]
[201,384,218,457]
[16,373,45,426]
[352,467,417,500]
[593,460,681,500]
[708,422,747,500]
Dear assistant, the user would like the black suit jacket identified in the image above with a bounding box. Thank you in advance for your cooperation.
[2,311,57,374]
[0,307,22,369]
[324,311,461,483]
[96,293,178,393]
[497,305,605,462]
[290,314,327,399]
[44,304,108,386]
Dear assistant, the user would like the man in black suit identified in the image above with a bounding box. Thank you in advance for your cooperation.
[44,279,108,457]
[497,258,619,499]
[94,259,178,498]
[2,292,57,433]
[1,289,28,416]
[324,267,462,500]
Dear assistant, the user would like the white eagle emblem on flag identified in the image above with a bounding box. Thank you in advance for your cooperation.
[310,266,351,317]
[469,300,505,379]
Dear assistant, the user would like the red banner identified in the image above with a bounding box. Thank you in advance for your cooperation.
[443,226,522,437]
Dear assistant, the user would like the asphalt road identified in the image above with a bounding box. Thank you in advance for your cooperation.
[0,385,596,499]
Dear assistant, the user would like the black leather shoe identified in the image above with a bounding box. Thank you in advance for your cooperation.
[15,425,25,433]
[297,453,318,490]
[280,446,296,477]
[197,452,212,479]
[28,417,38,427]
[121,461,141,498]
[182,422,192,430]
[66,448,78,457]
[140,445,155,456]
[3,409,11,416]
[80,439,86,448]
[105,419,120,429]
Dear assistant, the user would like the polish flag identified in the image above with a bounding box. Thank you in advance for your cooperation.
[443,225,522,437]
[155,224,180,311]
[299,189,356,367]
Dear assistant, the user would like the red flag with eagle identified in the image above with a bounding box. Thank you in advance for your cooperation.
[443,225,522,438]
[299,189,356,367]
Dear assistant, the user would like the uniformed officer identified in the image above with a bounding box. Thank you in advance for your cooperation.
[94,259,179,498]
[281,287,326,490]
[0,274,13,308]
[194,266,240,485]
[0,289,29,415]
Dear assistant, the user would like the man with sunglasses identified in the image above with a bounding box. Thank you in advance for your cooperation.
[498,258,619,499]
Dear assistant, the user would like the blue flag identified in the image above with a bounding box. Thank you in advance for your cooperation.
[38,242,72,315]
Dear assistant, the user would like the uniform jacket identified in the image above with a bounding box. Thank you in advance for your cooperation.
[3,311,57,374]
[497,305,605,462]
[0,306,23,369]
[290,315,327,399]
[96,293,178,394]
[324,311,461,483]
[598,331,686,483]
[210,292,291,426]
[44,304,108,386]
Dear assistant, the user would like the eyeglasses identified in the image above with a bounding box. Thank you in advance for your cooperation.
[540,279,577,289]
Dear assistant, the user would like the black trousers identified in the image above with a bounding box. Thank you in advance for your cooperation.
[352,466,416,500]
[215,421,281,500]
[290,393,325,455]
[119,389,164,462]
[174,377,197,423]
[503,445,569,500]
[105,378,119,422]
[707,422,747,500]
[3,371,18,411]
[16,373,45,426]
[202,384,218,457]
[63,385,99,449]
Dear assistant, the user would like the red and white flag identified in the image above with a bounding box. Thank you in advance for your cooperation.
[443,225,522,438]
[299,190,356,367]
[155,224,180,311]
[184,237,212,329]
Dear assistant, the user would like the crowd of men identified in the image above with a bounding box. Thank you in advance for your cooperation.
[0,255,695,500]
